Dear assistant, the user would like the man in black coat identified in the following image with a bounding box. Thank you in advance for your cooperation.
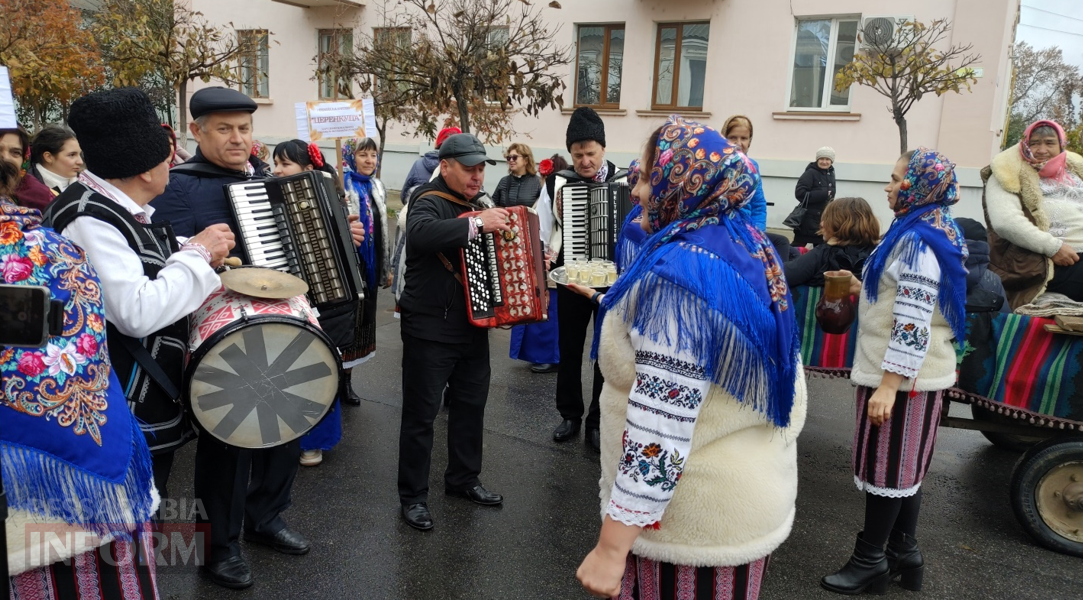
[151,87,361,589]
[397,133,511,531]
[536,107,627,452]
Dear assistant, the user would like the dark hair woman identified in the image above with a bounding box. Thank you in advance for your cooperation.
[492,142,542,208]
[821,149,968,595]
[575,117,806,600]
[29,125,82,193]
[784,196,880,287]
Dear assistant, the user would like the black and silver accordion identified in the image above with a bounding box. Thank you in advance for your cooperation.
[225,171,364,312]
[559,178,633,262]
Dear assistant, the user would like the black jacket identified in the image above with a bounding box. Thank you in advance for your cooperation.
[784,242,874,287]
[399,176,488,344]
[492,173,543,208]
[964,238,1009,313]
[793,162,836,235]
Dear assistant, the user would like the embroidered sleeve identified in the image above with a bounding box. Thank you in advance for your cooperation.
[881,248,941,379]
[607,333,711,529]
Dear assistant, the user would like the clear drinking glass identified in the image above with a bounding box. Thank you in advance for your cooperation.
[590,269,607,287]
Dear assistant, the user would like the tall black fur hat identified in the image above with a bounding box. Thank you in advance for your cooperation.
[566,106,606,151]
[68,88,172,180]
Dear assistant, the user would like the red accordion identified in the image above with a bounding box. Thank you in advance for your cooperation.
[458,205,549,328]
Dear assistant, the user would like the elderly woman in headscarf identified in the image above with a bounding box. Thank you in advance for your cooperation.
[985,119,1083,308]
[821,148,968,595]
[574,117,807,600]
[339,137,391,404]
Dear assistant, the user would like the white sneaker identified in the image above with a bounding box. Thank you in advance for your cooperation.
[299,450,323,467]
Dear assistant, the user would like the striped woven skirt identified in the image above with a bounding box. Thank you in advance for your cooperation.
[9,531,158,600]
[615,554,770,600]
[853,386,945,497]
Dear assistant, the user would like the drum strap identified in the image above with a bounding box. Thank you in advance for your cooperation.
[117,335,181,401]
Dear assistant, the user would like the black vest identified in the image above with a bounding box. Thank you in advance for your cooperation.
[44,183,194,454]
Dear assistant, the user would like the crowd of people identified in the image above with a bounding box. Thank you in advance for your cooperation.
[1,74,1081,599]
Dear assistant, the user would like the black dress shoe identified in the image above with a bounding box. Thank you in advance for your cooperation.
[402,503,434,530]
[530,363,558,374]
[587,428,600,452]
[553,418,581,442]
[245,527,311,555]
[201,555,253,590]
[445,484,503,506]
[342,379,361,406]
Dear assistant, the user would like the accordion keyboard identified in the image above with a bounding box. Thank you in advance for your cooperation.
[560,184,591,262]
[228,183,291,271]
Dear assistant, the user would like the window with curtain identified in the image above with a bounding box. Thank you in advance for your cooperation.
[652,22,710,110]
[318,29,354,100]
[787,17,858,110]
[238,30,269,99]
[373,27,411,95]
[574,23,625,108]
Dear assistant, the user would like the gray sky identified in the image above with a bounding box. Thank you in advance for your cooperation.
[1018,0,1083,67]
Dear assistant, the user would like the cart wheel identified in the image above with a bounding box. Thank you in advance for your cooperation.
[972,404,1044,452]
[1010,437,1083,557]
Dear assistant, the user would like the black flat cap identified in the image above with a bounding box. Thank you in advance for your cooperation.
[438,133,496,167]
[190,87,258,119]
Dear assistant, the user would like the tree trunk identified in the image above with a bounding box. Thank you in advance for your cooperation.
[455,94,471,135]
[896,113,908,156]
[376,117,387,178]
[177,79,189,147]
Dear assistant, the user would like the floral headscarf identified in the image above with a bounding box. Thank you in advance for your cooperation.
[863,148,968,341]
[1021,120,1071,184]
[601,117,797,428]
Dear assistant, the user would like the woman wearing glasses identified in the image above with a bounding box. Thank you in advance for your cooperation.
[492,143,543,208]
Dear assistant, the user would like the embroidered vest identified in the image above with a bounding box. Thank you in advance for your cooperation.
[44,184,193,453]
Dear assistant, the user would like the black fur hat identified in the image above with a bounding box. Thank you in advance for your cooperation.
[67,88,172,180]
[566,106,606,151]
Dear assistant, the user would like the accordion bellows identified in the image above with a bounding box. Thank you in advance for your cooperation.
[458,205,548,328]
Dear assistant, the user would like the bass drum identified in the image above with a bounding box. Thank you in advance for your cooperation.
[185,288,340,449]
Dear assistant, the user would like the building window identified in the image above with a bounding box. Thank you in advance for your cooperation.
[373,27,411,94]
[787,17,858,110]
[318,29,354,100]
[238,30,269,99]
[652,22,709,110]
[574,24,624,108]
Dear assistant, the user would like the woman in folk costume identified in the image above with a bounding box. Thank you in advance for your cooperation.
[0,162,160,599]
[341,138,391,396]
[820,149,968,595]
[576,117,807,600]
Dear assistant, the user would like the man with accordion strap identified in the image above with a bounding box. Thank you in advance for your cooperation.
[397,133,511,531]
[535,107,627,452]
[43,88,234,499]
[149,87,323,589]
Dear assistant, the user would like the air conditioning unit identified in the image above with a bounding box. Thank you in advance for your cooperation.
[859,16,914,49]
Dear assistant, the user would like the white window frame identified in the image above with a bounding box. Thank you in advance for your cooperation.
[784,15,860,112]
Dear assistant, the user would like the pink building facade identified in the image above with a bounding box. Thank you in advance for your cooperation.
[190,0,1020,228]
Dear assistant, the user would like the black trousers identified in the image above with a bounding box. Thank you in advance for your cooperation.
[398,331,490,505]
[193,434,302,563]
[1046,262,1083,302]
[151,450,175,501]
[555,285,602,431]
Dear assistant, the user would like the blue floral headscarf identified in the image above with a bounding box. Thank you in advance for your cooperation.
[342,138,379,288]
[863,148,969,341]
[601,117,797,428]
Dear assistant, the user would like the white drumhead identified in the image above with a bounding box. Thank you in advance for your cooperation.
[188,320,339,448]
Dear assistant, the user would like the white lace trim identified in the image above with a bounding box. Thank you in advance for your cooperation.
[854,475,922,498]
[342,351,375,370]
[606,500,662,529]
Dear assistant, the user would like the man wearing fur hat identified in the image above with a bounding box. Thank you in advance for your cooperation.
[147,87,332,589]
[45,87,234,497]
[535,106,627,452]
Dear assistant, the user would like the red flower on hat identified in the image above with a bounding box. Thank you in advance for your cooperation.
[539,158,554,178]
[307,143,325,168]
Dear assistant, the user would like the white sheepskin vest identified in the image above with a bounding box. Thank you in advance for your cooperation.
[596,315,808,567]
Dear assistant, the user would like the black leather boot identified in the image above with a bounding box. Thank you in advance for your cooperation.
[821,532,891,595]
[886,530,924,591]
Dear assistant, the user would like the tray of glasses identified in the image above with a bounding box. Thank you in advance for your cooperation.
[549,260,618,291]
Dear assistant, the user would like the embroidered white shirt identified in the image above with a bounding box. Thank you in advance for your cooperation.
[60,171,220,338]
[607,330,712,528]
[880,248,941,379]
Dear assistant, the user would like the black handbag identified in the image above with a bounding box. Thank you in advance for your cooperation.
[783,193,809,230]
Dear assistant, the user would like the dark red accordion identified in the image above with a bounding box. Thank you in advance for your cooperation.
[458,205,549,328]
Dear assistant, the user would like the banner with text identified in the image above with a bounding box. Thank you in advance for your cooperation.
[296,99,376,142]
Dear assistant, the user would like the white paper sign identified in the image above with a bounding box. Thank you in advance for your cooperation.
[0,67,17,129]
[294,103,311,142]
[361,98,377,139]
[300,100,372,141]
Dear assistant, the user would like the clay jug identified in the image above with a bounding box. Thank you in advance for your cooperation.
[816,275,856,334]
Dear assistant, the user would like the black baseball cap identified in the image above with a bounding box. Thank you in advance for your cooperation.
[438,133,496,167]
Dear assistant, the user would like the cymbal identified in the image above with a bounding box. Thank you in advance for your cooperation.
[219,267,309,300]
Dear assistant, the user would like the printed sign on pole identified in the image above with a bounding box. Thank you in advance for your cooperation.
[297,99,376,142]
[0,67,17,129]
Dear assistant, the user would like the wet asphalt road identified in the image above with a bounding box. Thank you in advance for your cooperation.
[155,290,1082,600]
